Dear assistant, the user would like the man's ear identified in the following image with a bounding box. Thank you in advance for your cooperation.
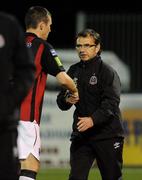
[39,22,44,31]
[95,43,100,54]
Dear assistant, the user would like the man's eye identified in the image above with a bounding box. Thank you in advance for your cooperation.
[84,44,90,48]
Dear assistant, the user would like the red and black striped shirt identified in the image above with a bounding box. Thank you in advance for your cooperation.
[20,32,65,125]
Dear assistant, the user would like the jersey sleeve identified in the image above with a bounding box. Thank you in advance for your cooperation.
[41,42,65,76]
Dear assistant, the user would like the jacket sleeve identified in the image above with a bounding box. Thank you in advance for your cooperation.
[91,65,121,126]
[56,67,73,111]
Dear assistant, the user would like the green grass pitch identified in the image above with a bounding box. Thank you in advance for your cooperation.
[37,168,142,180]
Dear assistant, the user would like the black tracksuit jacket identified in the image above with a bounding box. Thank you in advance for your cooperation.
[57,55,124,141]
[0,12,35,129]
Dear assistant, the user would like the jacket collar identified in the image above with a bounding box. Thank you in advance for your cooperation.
[25,32,38,38]
[80,55,101,67]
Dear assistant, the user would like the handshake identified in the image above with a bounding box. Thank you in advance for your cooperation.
[65,90,79,104]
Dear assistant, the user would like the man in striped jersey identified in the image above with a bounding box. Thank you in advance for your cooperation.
[18,6,79,180]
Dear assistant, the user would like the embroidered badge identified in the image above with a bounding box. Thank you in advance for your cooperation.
[89,73,97,85]
[73,77,78,86]
[26,42,32,48]
[50,49,57,56]
[114,142,120,149]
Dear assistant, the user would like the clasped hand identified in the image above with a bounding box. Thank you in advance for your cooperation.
[65,92,79,104]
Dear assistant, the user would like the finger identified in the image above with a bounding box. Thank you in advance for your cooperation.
[78,125,86,132]
[77,122,84,130]
[77,120,83,126]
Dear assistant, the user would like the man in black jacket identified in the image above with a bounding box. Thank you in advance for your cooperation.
[0,12,35,180]
[18,6,78,180]
[57,29,124,180]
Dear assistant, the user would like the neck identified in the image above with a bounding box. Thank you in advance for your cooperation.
[26,28,41,38]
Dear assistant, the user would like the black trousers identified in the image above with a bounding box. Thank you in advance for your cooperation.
[0,128,19,180]
[69,137,124,180]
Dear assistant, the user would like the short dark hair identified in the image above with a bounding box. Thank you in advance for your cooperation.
[25,6,51,29]
[76,28,102,54]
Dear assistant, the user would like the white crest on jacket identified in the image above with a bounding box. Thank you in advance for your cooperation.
[89,73,97,85]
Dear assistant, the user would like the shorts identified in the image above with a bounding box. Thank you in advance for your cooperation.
[17,120,40,161]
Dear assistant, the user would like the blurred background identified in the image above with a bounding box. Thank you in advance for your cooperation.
[1,0,142,176]
[1,0,142,92]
